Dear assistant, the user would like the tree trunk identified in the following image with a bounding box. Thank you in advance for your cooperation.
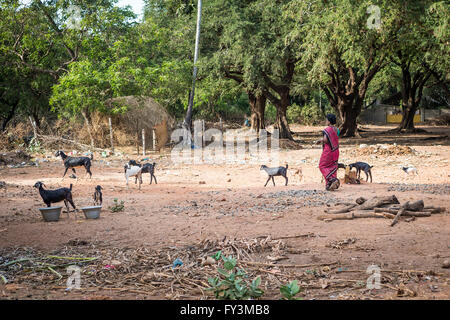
[276,103,292,140]
[1,101,19,132]
[335,97,361,137]
[394,55,432,133]
[398,100,417,131]
[248,92,266,133]
[32,112,41,129]
[264,87,293,140]
[81,110,94,148]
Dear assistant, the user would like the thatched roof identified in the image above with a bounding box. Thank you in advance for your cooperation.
[109,96,175,129]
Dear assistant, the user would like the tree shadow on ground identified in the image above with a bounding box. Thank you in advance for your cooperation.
[293,125,450,147]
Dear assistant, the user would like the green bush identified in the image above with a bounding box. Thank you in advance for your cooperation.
[108,198,125,212]
[299,102,333,125]
[280,280,302,300]
[264,103,277,123]
[207,254,264,300]
[287,103,302,123]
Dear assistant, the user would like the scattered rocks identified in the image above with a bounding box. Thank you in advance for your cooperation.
[387,183,450,195]
[261,190,338,207]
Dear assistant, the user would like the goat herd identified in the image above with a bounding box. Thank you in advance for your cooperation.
[32,150,419,216]
[33,151,157,215]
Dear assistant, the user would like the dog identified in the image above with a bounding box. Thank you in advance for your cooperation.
[349,162,373,183]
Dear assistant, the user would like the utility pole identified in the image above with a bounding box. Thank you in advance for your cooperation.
[182,0,202,146]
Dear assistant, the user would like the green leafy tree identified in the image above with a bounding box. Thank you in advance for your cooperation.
[289,0,399,137]
[388,1,449,132]
[200,0,302,138]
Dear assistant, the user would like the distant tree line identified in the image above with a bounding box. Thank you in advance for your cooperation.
[0,0,448,140]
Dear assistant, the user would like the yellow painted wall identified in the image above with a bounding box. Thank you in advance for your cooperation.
[386,114,421,124]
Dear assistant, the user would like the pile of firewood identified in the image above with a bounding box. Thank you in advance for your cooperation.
[318,195,446,227]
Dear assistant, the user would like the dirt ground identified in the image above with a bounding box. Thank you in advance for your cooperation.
[0,124,449,300]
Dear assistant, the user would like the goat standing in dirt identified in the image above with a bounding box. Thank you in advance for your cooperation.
[124,163,143,190]
[55,151,93,179]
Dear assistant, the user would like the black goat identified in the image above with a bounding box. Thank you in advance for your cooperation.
[128,160,157,184]
[260,164,288,187]
[93,185,103,206]
[55,150,93,179]
[349,162,373,183]
[34,181,76,216]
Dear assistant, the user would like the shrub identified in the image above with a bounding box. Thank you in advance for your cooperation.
[207,254,264,300]
[108,198,125,212]
[280,280,302,300]
[287,103,302,123]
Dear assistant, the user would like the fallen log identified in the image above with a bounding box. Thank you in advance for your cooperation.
[423,206,446,213]
[325,204,358,214]
[318,212,354,220]
[391,202,408,227]
[375,208,433,217]
[405,200,424,212]
[349,195,399,211]
[353,211,395,219]
[326,195,399,214]
[318,212,394,221]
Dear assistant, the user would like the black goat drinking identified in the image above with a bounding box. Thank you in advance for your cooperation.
[128,160,157,184]
[55,151,93,179]
[34,181,76,216]
[260,164,288,186]
[93,185,103,205]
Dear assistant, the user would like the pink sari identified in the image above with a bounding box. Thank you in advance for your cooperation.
[319,126,339,185]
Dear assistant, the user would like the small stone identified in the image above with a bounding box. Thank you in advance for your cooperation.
[442,259,450,269]
[201,256,216,266]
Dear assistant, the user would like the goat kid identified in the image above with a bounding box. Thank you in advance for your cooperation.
[93,185,103,206]
[124,164,143,189]
[34,181,76,217]
[291,167,303,184]
[55,150,93,179]
[260,164,288,187]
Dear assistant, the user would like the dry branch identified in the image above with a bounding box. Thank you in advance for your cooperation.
[318,212,394,221]
[37,134,106,152]
[325,204,357,214]
[374,208,432,217]
[391,202,408,227]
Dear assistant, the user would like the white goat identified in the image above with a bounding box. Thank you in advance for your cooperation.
[124,164,143,189]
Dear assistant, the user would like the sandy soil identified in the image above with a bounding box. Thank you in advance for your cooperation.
[0,124,449,300]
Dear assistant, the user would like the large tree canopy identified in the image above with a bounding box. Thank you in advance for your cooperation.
[288,0,399,137]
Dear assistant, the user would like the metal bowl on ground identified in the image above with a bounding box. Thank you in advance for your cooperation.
[81,206,102,219]
[39,206,62,222]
